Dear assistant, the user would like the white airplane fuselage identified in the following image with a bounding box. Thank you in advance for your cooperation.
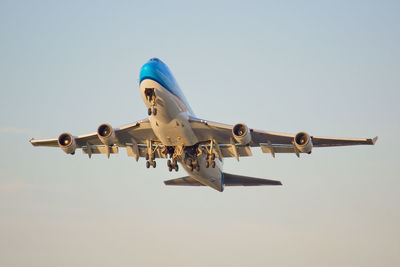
[139,58,223,191]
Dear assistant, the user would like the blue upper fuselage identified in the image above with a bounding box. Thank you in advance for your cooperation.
[139,58,195,116]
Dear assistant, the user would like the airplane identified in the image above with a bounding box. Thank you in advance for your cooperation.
[30,57,378,192]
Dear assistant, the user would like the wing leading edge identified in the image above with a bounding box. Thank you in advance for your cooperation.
[30,118,156,148]
[29,118,159,159]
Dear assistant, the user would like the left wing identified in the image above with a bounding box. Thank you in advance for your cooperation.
[189,117,377,158]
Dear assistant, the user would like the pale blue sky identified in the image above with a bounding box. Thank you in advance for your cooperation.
[1,1,399,266]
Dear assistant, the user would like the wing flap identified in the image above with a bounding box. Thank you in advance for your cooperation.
[219,144,253,158]
[82,145,119,155]
[260,143,296,154]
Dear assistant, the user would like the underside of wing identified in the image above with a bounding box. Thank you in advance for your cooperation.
[311,136,378,147]
[30,119,159,159]
[188,116,377,159]
[188,116,296,146]
[30,138,59,147]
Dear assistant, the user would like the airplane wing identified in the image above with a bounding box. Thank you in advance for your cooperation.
[189,116,377,158]
[30,119,160,159]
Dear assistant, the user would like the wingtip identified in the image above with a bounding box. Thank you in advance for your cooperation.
[29,138,39,146]
[372,136,378,145]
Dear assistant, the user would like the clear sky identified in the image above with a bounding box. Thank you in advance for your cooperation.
[1,1,399,266]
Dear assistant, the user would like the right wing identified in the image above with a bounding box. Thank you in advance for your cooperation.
[30,118,161,159]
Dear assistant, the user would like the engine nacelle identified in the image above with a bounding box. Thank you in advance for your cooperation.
[232,123,252,145]
[294,132,313,153]
[97,123,116,145]
[58,133,76,154]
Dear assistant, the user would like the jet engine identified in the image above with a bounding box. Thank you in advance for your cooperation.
[97,123,116,145]
[294,132,313,153]
[232,123,251,145]
[58,133,76,154]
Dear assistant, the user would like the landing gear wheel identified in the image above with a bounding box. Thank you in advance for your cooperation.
[168,166,172,172]
[145,153,149,161]
[205,161,209,168]
[167,159,171,167]
[152,107,157,116]
[190,164,194,171]
[146,161,150,168]
[148,108,152,116]
[195,164,200,172]
[211,153,215,160]
[174,165,179,172]
[152,161,156,168]
[211,161,216,168]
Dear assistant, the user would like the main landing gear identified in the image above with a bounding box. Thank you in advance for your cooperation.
[186,158,200,172]
[203,140,217,168]
[144,143,180,172]
[205,153,216,168]
[167,158,179,172]
[145,152,156,168]
[145,88,157,116]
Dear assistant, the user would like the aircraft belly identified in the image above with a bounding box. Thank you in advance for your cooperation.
[140,79,198,146]
[140,79,223,191]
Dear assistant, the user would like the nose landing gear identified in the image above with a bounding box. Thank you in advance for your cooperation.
[145,88,157,116]
[147,107,157,116]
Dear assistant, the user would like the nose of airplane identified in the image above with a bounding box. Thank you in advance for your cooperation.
[140,59,159,81]
[149,57,161,62]
[139,57,179,91]
[139,57,169,86]
[141,58,163,74]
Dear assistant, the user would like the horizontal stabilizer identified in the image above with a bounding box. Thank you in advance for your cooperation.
[164,173,282,188]
[164,177,204,186]
[223,173,282,186]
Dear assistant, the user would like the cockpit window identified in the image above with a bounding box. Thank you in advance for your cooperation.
[150,58,160,62]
